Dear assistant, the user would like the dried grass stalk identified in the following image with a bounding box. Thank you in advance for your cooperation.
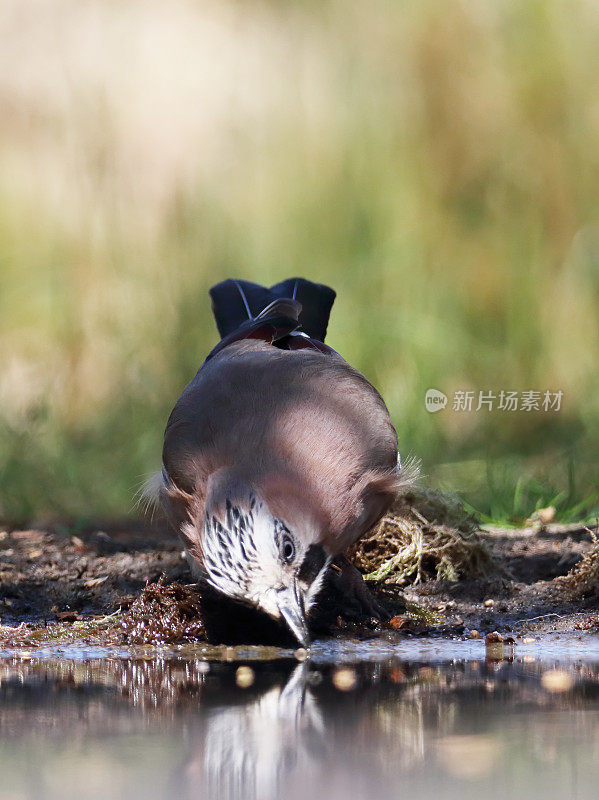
[559,528,599,597]
[350,487,493,584]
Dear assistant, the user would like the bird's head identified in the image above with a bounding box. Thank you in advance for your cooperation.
[193,490,330,647]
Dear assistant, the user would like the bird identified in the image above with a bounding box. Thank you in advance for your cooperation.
[148,278,415,646]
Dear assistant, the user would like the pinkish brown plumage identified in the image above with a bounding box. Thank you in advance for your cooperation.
[152,278,415,645]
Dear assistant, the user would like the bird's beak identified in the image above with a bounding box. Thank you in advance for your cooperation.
[276,582,310,647]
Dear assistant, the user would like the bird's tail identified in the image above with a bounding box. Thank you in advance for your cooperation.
[209,278,336,342]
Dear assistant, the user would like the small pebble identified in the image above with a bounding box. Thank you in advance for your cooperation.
[469,630,481,639]
[235,665,255,688]
[522,637,535,644]
[484,599,494,608]
[332,667,357,692]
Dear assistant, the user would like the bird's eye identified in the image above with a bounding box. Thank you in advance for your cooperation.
[281,534,295,564]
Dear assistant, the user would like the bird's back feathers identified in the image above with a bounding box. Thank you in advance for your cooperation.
[161,339,404,556]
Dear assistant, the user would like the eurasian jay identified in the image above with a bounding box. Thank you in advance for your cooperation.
[151,278,414,646]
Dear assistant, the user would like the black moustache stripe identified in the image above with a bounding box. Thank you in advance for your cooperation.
[297,544,326,584]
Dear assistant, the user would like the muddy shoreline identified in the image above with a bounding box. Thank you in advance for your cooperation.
[0,519,598,644]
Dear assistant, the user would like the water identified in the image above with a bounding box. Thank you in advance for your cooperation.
[1,636,599,800]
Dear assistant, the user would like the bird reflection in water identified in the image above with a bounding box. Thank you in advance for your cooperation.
[2,654,598,800]
[178,663,327,800]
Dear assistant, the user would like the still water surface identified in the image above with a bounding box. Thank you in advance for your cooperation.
[1,636,599,800]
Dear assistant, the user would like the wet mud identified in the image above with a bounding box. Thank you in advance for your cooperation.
[0,519,598,646]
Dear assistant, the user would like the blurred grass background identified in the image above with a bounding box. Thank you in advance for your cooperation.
[1,0,599,525]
